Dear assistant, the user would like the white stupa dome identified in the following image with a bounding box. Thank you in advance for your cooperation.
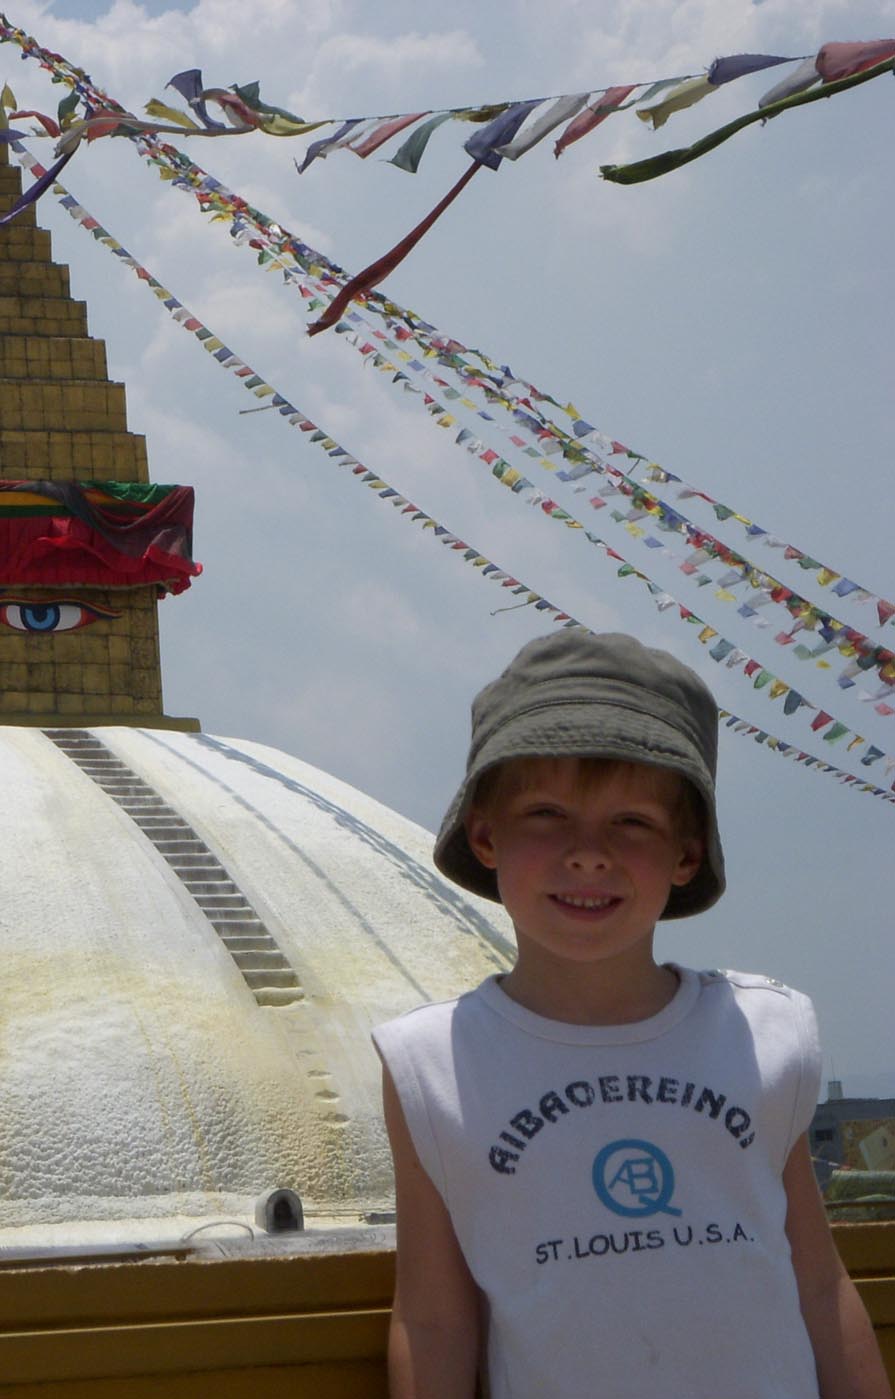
[0,725,513,1249]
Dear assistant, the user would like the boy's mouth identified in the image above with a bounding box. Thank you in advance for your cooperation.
[550,893,620,912]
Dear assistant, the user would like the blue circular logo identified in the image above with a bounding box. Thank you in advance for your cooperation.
[592,1138,681,1218]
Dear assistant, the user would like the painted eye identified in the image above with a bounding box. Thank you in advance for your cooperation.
[0,601,120,633]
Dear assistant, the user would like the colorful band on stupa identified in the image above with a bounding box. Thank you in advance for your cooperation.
[0,480,199,592]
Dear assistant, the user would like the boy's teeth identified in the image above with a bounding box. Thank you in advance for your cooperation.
[558,895,614,909]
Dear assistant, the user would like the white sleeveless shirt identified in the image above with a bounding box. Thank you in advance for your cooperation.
[374,967,822,1399]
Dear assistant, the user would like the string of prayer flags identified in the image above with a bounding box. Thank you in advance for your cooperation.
[329,298,895,651]
[3,10,891,196]
[50,66,890,672]
[324,305,895,685]
[23,148,895,804]
[310,294,895,716]
[70,88,894,667]
[323,297,895,685]
[0,141,73,224]
[4,17,894,326]
[602,50,895,184]
[716,712,895,804]
[7,35,894,785]
[343,323,895,690]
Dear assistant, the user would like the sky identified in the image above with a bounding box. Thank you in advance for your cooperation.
[3,0,893,1096]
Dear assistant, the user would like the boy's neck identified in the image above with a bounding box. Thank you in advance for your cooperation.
[499,956,680,1026]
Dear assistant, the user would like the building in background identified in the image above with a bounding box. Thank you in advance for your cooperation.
[810,1081,895,1182]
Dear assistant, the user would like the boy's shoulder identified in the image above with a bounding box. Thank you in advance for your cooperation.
[375,981,488,1033]
[698,967,799,996]
[372,980,500,1066]
[697,968,816,1032]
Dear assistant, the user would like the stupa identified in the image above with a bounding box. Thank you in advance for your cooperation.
[0,137,514,1251]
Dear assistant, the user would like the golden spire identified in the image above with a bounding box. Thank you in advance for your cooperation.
[0,141,198,730]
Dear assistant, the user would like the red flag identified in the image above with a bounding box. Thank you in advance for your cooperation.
[309,161,482,335]
[554,87,636,158]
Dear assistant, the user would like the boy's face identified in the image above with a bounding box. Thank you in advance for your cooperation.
[465,758,703,978]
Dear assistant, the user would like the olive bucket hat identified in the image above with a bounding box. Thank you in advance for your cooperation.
[433,630,726,919]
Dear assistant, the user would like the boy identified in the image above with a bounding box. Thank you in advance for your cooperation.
[373,631,890,1398]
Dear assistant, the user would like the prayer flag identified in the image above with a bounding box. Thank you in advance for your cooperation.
[389,112,453,172]
[707,53,795,85]
[759,55,820,107]
[351,112,427,159]
[636,75,716,130]
[464,99,544,169]
[166,69,226,130]
[554,86,637,156]
[816,39,895,82]
[497,93,588,159]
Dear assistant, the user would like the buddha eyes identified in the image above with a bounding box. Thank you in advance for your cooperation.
[0,600,122,633]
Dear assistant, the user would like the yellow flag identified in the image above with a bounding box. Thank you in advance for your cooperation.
[636,76,716,130]
[144,98,202,131]
[769,680,788,700]
[259,115,326,137]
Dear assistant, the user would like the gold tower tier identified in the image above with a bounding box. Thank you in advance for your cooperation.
[0,140,198,731]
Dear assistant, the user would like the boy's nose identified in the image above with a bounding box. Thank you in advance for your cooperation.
[564,828,612,870]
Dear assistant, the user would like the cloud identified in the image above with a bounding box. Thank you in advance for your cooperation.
[294,27,483,115]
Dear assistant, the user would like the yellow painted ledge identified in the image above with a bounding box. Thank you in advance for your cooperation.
[0,714,201,732]
[0,1223,891,1396]
[0,1230,394,1398]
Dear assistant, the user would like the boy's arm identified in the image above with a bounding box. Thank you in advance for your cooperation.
[382,1066,481,1399]
[784,1132,892,1399]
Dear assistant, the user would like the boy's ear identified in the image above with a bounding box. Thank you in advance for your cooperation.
[464,808,498,870]
[671,837,704,888]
